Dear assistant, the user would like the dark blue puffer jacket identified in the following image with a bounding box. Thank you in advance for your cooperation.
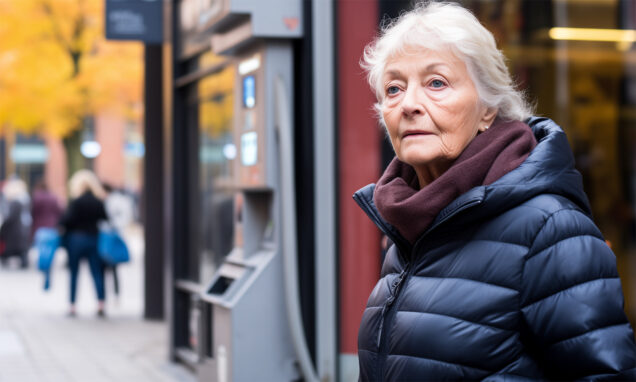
[354,117,636,381]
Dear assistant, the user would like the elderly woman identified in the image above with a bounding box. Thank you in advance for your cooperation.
[354,3,636,380]
[59,170,108,317]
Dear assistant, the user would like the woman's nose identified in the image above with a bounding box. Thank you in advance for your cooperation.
[400,86,424,117]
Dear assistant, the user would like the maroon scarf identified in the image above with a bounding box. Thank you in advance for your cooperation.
[373,119,537,243]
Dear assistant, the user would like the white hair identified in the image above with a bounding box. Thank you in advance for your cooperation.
[361,1,533,123]
[3,178,28,202]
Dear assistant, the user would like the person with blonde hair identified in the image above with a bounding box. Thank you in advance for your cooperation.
[354,2,636,380]
[59,170,108,317]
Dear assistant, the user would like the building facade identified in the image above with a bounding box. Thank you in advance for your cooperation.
[156,0,636,380]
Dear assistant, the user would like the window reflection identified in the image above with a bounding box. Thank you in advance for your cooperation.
[380,0,636,324]
[198,63,236,283]
[479,0,636,323]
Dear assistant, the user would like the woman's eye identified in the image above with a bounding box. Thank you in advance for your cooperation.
[386,86,400,95]
[430,79,446,88]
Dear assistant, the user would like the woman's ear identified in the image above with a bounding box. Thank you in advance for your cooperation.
[481,107,498,126]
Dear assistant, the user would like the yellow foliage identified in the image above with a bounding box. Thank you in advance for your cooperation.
[0,0,143,137]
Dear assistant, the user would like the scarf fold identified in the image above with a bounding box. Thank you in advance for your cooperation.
[373,118,537,244]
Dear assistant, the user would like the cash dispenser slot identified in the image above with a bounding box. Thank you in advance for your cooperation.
[203,261,250,304]
[208,276,234,295]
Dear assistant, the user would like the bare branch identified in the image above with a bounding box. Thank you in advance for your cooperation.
[39,0,72,53]
[40,0,87,77]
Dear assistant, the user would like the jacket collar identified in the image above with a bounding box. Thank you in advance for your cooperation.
[353,117,591,249]
[354,183,486,253]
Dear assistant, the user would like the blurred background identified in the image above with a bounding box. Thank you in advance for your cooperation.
[1,0,636,381]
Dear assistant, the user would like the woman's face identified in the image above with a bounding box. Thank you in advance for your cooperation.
[381,48,495,183]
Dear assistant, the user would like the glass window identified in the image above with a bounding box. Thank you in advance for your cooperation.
[197,63,236,283]
[380,0,636,324]
[473,0,636,325]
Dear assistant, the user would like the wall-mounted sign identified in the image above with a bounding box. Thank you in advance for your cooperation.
[105,0,163,44]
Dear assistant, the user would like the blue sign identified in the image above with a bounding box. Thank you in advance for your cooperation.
[243,75,256,109]
[105,0,163,44]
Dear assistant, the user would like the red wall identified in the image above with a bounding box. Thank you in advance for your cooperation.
[337,0,382,355]
[95,114,126,189]
[45,135,67,204]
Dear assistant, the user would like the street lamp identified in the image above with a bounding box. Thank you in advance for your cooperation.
[80,140,101,159]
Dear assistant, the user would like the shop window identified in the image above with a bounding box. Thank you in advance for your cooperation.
[196,63,236,283]
[493,0,636,323]
[379,0,636,324]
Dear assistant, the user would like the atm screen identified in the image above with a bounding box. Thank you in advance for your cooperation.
[243,75,256,108]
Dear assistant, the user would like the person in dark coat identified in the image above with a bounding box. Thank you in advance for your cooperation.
[59,170,108,317]
[30,180,63,243]
[355,3,636,380]
[0,177,31,268]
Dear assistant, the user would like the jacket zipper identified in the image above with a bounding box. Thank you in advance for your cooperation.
[376,262,413,380]
[373,198,484,380]
[353,185,484,380]
[375,266,410,348]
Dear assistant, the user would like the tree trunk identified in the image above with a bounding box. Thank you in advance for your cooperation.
[62,126,84,182]
[62,39,85,183]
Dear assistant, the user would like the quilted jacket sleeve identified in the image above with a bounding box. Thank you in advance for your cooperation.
[521,207,636,380]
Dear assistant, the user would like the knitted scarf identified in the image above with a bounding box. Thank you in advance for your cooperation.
[374,118,537,243]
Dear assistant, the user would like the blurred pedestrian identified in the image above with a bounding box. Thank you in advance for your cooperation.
[355,2,636,380]
[103,183,135,232]
[102,183,134,299]
[0,181,7,253]
[0,180,7,227]
[0,177,31,268]
[59,170,108,317]
[30,179,63,244]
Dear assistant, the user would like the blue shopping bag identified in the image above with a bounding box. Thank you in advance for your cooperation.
[98,228,130,265]
[34,227,61,290]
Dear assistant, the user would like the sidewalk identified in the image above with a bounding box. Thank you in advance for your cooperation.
[0,225,196,382]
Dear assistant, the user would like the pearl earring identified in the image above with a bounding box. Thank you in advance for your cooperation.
[482,125,489,131]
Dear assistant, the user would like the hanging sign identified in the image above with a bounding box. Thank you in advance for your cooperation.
[105,0,164,44]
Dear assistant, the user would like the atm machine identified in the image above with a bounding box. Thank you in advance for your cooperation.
[184,2,319,381]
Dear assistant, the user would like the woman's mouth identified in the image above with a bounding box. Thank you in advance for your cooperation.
[402,130,431,138]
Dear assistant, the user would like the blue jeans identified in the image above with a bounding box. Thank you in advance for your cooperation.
[66,232,105,303]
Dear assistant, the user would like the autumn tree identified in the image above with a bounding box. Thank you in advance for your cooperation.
[0,0,143,177]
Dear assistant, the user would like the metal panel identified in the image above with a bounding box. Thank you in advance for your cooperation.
[197,43,304,382]
[312,1,337,381]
